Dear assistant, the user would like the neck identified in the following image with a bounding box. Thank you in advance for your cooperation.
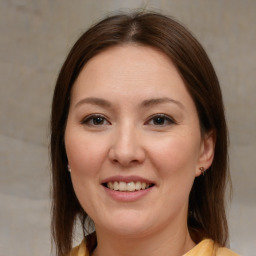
[92,223,195,256]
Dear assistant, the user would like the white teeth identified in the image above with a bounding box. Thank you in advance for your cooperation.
[106,181,152,192]
[127,182,135,191]
[108,182,114,190]
[119,182,126,191]
[135,181,141,190]
[114,181,119,191]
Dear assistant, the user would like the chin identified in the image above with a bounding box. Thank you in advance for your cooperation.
[97,211,155,238]
[106,224,150,238]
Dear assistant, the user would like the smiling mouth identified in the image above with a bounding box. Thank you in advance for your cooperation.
[103,181,154,192]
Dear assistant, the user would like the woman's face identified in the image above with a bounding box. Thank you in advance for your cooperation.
[65,45,214,238]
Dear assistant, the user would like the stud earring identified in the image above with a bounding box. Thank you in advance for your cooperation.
[199,167,205,176]
[67,164,71,173]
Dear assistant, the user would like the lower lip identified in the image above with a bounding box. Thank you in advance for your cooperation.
[103,186,154,202]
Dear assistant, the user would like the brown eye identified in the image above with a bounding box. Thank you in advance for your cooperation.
[152,116,166,125]
[82,115,110,126]
[147,114,175,126]
[92,116,105,125]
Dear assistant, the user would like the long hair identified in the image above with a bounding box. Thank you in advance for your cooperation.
[50,12,230,256]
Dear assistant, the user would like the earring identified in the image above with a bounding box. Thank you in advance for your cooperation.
[67,164,71,173]
[199,167,205,176]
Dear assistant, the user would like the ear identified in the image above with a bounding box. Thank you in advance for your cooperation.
[195,131,216,177]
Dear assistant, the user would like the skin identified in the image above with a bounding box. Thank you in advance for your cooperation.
[65,45,215,256]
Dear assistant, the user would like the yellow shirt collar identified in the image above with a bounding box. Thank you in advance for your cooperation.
[70,238,239,256]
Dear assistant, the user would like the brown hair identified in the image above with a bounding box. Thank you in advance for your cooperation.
[50,12,230,256]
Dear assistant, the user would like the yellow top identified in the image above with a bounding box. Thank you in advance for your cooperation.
[70,238,239,256]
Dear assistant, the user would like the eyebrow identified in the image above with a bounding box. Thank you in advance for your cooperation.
[141,97,184,109]
[75,97,112,109]
[74,97,184,109]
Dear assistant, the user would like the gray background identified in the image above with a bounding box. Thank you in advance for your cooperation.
[0,0,255,255]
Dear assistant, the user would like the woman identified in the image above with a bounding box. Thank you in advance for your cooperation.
[50,12,239,256]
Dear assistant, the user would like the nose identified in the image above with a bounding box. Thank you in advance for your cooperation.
[108,123,146,167]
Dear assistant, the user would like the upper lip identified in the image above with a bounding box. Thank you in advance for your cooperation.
[101,175,155,184]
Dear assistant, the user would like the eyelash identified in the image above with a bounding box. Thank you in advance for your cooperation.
[146,114,176,126]
[81,114,176,127]
[81,114,110,126]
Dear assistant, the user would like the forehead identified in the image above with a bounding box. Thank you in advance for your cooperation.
[70,44,195,111]
[82,44,177,78]
[74,45,178,88]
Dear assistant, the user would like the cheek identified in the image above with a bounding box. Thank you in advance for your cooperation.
[65,132,108,178]
[148,132,200,177]
[148,134,201,211]
[65,132,109,215]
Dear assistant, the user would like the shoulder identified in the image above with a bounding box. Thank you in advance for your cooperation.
[216,246,240,256]
[70,239,89,256]
[184,239,240,256]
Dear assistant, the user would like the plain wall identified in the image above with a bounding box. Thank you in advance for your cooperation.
[0,0,255,255]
